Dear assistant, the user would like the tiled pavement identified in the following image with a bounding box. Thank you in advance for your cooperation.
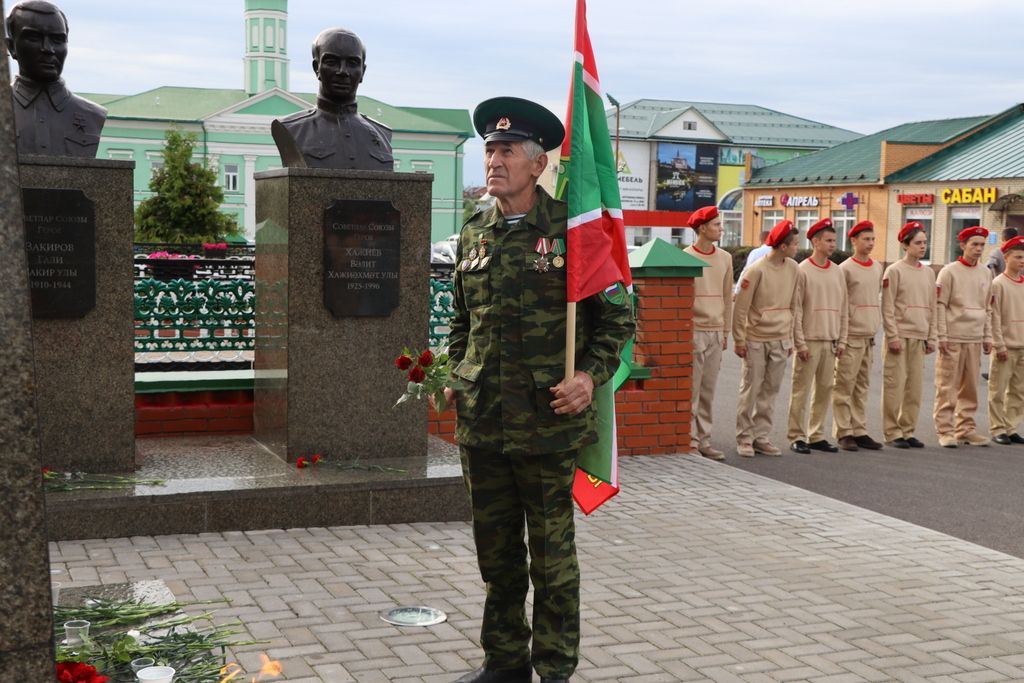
[50,456,1024,682]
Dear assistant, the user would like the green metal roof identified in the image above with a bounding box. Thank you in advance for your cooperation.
[75,87,472,137]
[888,105,1024,182]
[746,115,993,187]
[610,99,861,148]
[629,238,707,278]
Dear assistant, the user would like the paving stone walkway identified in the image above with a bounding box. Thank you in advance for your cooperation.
[51,456,1024,682]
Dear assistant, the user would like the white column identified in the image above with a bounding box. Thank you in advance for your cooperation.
[244,155,258,242]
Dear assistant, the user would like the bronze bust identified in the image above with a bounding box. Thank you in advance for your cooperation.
[271,28,393,171]
[5,0,106,157]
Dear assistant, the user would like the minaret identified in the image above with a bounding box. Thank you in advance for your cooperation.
[244,0,289,95]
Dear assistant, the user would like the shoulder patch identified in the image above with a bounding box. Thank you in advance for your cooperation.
[600,282,627,305]
[740,279,750,290]
[882,278,889,289]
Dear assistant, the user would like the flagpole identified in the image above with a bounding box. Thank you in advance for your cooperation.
[565,302,576,381]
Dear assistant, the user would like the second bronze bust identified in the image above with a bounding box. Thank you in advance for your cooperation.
[271,28,393,171]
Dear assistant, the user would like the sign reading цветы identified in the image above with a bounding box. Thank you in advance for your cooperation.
[22,187,96,319]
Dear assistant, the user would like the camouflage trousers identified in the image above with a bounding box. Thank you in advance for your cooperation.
[459,445,580,678]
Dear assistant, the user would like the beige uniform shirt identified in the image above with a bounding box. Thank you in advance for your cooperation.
[882,260,937,344]
[684,244,733,333]
[936,258,992,343]
[732,255,799,344]
[991,273,1024,351]
[794,257,849,352]
[841,257,883,338]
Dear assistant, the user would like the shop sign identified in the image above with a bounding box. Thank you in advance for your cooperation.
[780,194,819,207]
[754,195,774,207]
[940,187,998,204]
[897,194,934,205]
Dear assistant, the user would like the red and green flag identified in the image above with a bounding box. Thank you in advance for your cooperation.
[557,0,633,515]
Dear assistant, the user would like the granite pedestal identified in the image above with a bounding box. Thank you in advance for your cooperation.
[18,156,136,473]
[0,12,58,677]
[254,169,432,462]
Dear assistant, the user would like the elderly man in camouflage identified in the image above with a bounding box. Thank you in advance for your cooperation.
[445,97,634,683]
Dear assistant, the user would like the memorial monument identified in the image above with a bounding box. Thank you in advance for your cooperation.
[271,27,393,171]
[9,0,135,472]
[256,28,429,462]
[0,0,58,676]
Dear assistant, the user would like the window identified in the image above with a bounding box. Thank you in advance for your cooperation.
[904,207,934,262]
[948,207,981,263]
[831,210,856,252]
[795,210,820,249]
[411,161,433,174]
[671,227,695,246]
[265,23,275,48]
[279,27,286,52]
[721,210,742,247]
[682,121,697,131]
[250,23,258,48]
[150,161,164,179]
[393,160,401,171]
[628,227,652,246]
[761,210,784,241]
[224,164,239,192]
[107,149,133,161]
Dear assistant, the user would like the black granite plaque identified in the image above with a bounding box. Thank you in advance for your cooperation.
[22,188,96,318]
[323,199,401,317]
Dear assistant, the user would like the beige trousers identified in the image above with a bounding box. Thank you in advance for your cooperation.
[736,339,791,445]
[832,337,874,439]
[988,348,1024,435]
[933,342,982,438]
[881,338,926,442]
[788,340,836,443]
[691,330,723,449]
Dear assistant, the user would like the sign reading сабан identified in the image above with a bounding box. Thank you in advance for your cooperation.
[941,187,998,204]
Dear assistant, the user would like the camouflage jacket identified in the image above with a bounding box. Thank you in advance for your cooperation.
[448,187,635,455]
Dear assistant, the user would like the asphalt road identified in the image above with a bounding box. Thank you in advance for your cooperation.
[702,344,1024,559]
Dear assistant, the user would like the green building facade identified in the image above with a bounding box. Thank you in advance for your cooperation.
[81,0,472,243]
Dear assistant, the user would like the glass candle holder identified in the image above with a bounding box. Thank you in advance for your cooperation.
[136,665,175,683]
[130,657,156,673]
[63,619,90,646]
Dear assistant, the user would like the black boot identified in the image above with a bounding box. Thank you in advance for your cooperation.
[454,665,532,683]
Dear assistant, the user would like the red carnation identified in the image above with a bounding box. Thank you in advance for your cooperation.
[42,467,50,476]
[311,454,322,464]
[395,355,413,370]
[418,350,434,367]
[296,456,309,469]
[56,662,109,683]
[408,366,426,383]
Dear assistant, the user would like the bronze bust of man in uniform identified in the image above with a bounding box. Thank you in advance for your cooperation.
[271,28,393,171]
[5,0,106,157]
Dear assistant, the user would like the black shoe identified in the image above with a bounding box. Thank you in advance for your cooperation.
[454,665,532,683]
[905,437,925,448]
[1010,433,1024,445]
[838,436,860,451]
[790,440,810,454]
[891,438,910,449]
[808,439,839,453]
[994,434,1012,445]
[854,435,883,450]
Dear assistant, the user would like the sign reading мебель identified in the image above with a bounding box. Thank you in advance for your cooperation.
[323,199,401,317]
[615,140,650,210]
[22,188,96,318]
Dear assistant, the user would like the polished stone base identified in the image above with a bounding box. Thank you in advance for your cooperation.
[45,435,469,541]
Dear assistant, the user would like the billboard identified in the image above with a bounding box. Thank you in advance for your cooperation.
[615,140,650,210]
[655,143,718,212]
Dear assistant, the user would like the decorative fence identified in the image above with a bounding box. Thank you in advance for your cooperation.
[134,277,457,364]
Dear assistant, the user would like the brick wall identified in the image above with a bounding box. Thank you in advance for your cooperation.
[136,390,254,437]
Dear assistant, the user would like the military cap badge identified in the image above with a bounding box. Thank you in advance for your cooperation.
[496,117,512,130]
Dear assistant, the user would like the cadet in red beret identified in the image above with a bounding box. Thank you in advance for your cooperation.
[732,220,801,457]
[881,222,936,448]
[989,235,1024,444]
[684,205,730,460]
[933,226,993,447]
[787,218,847,454]
[833,220,883,451]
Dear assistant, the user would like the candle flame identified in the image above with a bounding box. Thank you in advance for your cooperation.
[217,655,282,683]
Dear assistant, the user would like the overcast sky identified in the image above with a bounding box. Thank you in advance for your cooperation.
[16,0,1024,184]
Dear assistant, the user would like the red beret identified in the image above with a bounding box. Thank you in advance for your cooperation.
[687,206,719,229]
[898,221,924,242]
[766,220,795,248]
[806,218,834,240]
[848,220,874,239]
[1001,235,1024,253]
[958,226,989,242]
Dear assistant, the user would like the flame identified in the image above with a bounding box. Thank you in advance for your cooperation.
[217,655,281,683]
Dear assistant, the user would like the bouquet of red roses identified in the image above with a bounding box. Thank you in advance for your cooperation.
[56,661,109,683]
[394,347,450,412]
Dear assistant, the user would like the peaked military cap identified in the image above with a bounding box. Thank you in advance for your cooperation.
[474,96,565,151]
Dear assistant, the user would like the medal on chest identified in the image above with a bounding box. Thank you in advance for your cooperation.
[534,237,551,272]
[551,239,565,269]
